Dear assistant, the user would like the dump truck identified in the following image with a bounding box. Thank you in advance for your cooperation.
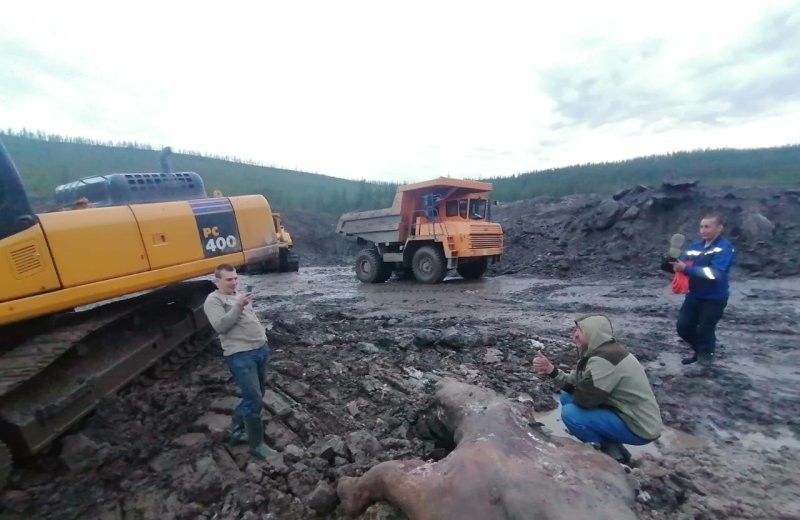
[0,141,294,487]
[336,177,504,283]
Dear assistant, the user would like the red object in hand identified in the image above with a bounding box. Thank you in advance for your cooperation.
[670,260,692,294]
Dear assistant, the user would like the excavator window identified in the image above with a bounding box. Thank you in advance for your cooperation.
[1,142,36,239]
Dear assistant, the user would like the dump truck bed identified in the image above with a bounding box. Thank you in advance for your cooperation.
[336,207,405,244]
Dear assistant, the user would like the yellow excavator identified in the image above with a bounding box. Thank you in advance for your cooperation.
[0,140,294,487]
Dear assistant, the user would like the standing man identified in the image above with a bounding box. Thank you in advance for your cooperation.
[670,215,735,368]
[532,315,663,464]
[203,264,272,459]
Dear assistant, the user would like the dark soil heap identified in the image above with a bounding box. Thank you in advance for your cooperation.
[287,181,800,279]
[491,181,800,279]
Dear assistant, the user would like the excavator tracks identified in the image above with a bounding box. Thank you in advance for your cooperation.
[0,440,10,489]
[0,280,215,489]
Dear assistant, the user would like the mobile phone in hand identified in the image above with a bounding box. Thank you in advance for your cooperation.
[245,284,254,293]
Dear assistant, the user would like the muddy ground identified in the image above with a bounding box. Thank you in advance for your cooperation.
[2,267,798,519]
[2,180,799,519]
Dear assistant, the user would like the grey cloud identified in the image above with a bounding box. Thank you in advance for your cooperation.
[540,7,800,130]
[687,9,800,120]
[539,36,671,127]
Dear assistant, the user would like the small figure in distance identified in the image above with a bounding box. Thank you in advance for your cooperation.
[531,314,663,465]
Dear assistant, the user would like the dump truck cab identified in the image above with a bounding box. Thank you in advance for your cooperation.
[337,177,504,283]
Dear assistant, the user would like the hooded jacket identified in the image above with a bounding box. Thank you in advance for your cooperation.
[550,315,663,441]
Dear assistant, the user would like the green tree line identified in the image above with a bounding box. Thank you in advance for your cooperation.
[487,146,800,200]
[2,131,397,215]
[3,130,798,215]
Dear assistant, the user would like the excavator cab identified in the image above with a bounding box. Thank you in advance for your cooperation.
[0,143,36,241]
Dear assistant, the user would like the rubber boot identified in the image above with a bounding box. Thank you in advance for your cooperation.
[683,346,715,376]
[697,350,715,367]
[681,343,698,365]
[224,415,247,445]
[244,415,272,459]
[599,441,632,465]
[681,354,698,365]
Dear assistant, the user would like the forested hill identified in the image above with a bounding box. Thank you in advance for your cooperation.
[1,133,396,215]
[489,145,800,200]
[3,131,798,215]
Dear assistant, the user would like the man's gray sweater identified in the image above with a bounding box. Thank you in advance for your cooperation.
[203,290,267,357]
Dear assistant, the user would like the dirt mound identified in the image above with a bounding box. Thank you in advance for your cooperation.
[281,211,358,268]
[491,181,800,279]
[283,183,800,281]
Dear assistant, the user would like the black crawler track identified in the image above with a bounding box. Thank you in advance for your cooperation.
[0,280,215,488]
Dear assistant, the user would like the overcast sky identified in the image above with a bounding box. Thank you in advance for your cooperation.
[1,1,798,182]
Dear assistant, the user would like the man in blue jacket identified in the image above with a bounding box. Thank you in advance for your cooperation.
[670,215,736,369]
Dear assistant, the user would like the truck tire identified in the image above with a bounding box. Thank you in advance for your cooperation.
[280,249,300,272]
[457,258,488,280]
[412,245,447,284]
[355,249,389,283]
[279,249,288,271]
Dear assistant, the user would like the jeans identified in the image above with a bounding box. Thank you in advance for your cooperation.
[560,392,649,446]
[225,344,270,417]
[676,298,727,356]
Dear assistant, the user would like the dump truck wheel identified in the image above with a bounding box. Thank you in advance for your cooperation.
[0,440,11,490]
[457,258,488,280]
[355,249,388,283]
[412,245,447,284]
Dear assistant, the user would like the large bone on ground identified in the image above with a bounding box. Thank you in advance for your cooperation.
[337,379,637,520]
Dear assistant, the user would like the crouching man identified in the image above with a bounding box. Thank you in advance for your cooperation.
[203,263,272,459]
[532,314,663,463]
